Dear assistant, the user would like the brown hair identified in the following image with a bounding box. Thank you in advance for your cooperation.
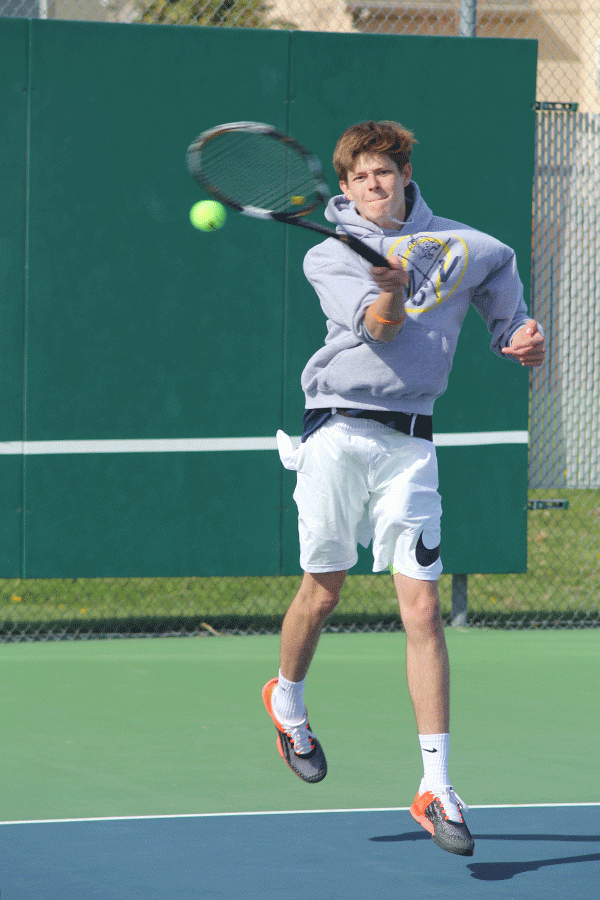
[333,120,416,183]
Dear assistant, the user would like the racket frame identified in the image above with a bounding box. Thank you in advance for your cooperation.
[186,121,391,268]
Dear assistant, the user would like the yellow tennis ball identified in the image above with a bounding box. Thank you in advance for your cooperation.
[189,200,226,232]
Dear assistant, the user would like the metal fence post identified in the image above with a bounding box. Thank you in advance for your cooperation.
[451,574,468,626]
[460,0,477,37]
[455,0,475,627]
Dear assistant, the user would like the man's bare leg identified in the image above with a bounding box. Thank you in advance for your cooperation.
[394,572,473,854]
[262,570,346,784]
[393,572,449,733]
[279,570,347,682]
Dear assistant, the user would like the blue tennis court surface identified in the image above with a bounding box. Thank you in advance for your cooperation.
[3,804,598,899]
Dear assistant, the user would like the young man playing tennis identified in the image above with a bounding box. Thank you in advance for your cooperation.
[262,120,545,857]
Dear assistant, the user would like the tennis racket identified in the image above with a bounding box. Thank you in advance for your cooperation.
[186,121,391,268]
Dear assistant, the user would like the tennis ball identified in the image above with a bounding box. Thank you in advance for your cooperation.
[189,200,226,232]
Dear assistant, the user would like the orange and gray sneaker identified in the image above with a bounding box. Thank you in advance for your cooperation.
[262,678,327,784]
[410,786,475,856]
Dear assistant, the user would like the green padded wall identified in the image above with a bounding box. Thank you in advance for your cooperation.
[0,18,28,573]
[0,20,537,577]
[20,21,290,577]
[281,30,536,574]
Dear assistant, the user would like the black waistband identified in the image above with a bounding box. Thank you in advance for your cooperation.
[301,408,433,443]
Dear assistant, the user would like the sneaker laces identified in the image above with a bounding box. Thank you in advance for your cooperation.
[271,688,315,757]
[285,720,315,757]
[436,786,469,822]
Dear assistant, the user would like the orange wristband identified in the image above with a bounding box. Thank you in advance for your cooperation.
[370,309,406,326]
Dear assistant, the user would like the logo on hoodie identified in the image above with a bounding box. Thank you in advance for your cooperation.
[388,233,469,313]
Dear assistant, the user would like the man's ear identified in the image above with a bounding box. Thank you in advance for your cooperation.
[402,163,412,186]
[339,180,354,202]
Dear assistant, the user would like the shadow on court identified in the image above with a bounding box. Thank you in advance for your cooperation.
[467,852,600,881]
[372,830,600,844]
[371,825,600,881]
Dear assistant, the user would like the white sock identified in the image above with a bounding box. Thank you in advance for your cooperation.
[419,733,450,794]
[272,671,306,726]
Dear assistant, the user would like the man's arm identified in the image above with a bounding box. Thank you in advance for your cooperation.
[364,256,408,342]
[501,319,545,367]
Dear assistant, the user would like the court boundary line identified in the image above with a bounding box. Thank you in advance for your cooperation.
[2,802,598,826]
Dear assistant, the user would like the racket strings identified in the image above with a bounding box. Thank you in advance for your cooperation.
[191,131,322,214]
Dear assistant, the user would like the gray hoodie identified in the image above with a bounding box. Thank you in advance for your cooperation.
[301,182,531,417]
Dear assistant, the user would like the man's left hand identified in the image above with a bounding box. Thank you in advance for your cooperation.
[501,320,545,367]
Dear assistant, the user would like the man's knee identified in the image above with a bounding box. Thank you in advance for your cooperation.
[394,574,442,632]
[295,570,346,619]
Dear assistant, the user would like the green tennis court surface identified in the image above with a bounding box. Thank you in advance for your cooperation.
[1,631,598,897]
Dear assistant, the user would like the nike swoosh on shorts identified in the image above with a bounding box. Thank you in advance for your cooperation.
[415,532,441,567]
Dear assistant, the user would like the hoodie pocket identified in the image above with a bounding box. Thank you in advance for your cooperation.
[322,319,454,403]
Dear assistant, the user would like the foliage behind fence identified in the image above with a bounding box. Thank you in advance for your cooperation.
[2,486,599,641]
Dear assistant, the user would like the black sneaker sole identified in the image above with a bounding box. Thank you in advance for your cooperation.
[411,793,475,856]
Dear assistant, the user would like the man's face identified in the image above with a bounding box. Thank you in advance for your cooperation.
[340,152,412,229]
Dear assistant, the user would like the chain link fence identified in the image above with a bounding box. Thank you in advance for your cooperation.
[1,0,599,637]
[3,0,600,113]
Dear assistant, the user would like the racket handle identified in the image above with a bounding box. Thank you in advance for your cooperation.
[338,233,391,268]
[273,212,391,268]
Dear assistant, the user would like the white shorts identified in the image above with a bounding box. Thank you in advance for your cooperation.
[277,415,443,580]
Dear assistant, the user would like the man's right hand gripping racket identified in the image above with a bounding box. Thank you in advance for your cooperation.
[186,121,391,268]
